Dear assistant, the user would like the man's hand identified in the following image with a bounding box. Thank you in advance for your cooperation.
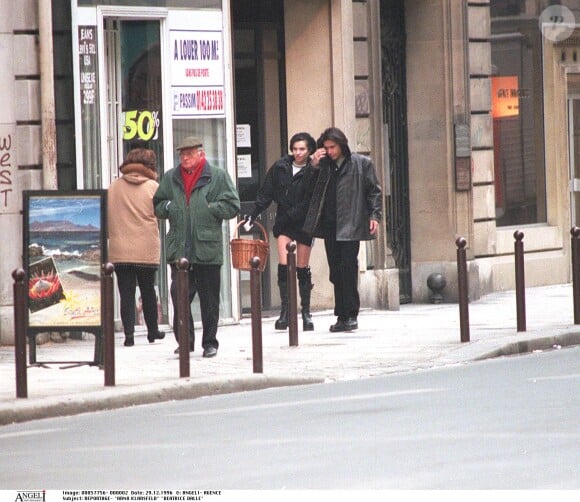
[310,147,327,167]
[369,219,379,235]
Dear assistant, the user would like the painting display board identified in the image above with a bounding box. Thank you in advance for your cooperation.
[23,191,107,364]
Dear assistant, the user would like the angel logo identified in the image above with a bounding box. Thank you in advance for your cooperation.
[15,492,45,502]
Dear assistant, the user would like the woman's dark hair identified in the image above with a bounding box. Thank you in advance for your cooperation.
[289,132,316,154]
[124,147,157,171]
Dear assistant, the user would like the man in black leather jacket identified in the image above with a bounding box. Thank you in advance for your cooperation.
[304,127,383,332]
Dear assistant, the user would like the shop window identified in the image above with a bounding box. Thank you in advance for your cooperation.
[121,20,164,172]
[490,3,547,226]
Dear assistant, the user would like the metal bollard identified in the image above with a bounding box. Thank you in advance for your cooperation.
[571,227,580,324]
[250,257,263,373]
[286,242,298,347]
[176,258,190,378]
[13,268,27,398]
[514,230,526,332]
[102,263,115,386]
[456,237,470,343]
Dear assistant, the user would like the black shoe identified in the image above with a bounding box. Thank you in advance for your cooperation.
[147,330,166,343]
[124,334,134,347]
[302,312,314,331]
[329,318,346,332]
[174,344,194,354]
[344,317,358,331]
[203,346,217,358]
[275,319,288,330]
[275,308,289,330]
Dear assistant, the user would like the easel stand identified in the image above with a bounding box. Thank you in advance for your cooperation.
[27,328,103,369]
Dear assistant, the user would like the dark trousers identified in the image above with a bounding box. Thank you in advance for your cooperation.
[170,263,221,350]
[115,265,159,336]
[324,235,360,319]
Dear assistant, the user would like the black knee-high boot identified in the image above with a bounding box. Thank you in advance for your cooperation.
[275,264,289,330]
[297,266,314,331]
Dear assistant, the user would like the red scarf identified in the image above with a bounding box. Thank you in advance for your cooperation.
[181,157,205,205]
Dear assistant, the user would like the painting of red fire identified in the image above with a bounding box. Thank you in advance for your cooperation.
[28,257,66,313]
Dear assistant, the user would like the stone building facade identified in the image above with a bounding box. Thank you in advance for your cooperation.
[1,0,579,345]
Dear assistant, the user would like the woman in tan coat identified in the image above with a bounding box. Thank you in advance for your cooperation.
[107,147,165,347]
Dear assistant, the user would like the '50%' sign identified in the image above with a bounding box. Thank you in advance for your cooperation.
[123,110,160,141]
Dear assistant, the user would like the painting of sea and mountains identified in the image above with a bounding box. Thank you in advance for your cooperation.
[26,193,105,328]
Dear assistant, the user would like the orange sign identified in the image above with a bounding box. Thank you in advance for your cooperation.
[491,76,520,118]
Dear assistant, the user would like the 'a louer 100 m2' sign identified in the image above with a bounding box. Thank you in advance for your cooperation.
[123,110,160,141]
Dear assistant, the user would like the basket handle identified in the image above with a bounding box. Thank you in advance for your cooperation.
[234,219,269,243]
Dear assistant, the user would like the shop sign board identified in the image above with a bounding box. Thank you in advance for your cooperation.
[169,11,225,118]
[491,76,521,119]
[78,26,98,107]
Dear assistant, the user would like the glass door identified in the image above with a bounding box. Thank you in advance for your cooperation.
[104,18,164,177]
[104,17,169,325]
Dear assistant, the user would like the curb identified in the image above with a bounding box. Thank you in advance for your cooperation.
[422,330,580,369]
[473,331,580,360]
[0,375,324,426]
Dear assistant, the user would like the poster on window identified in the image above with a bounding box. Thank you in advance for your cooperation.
[23,191,107,330]
[169,10,225,118]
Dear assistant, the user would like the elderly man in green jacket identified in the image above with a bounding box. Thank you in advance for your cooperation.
[154,136,240,358]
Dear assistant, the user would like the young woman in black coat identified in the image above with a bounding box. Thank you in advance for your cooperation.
[246,132,318,331]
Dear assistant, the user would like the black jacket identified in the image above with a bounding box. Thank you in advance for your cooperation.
[303,148,383,241]
[251,155,318,238]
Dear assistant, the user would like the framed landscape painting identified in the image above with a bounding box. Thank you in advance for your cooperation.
[23,190,107,331]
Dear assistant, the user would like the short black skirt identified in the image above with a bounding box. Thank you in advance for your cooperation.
[273,221,313,247]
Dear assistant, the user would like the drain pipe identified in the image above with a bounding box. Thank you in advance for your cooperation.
[38,0,58,189]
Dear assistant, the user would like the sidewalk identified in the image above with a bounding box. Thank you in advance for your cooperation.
[1,283,579,425]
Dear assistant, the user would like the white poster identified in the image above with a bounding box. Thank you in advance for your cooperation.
[170,30,224,87]
[169,11,225,118]
[237,154,252,178]
[236,124,251,148]
[172,87,224,116]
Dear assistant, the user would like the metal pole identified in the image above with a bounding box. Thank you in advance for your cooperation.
[286,242,298,347]
[250,257,263,373]
[572,227,580,324]
[177,258,190,378]
[456,237,470,343]
[13,269,27,398]
[102,263,115,386]
[514,230,526,332]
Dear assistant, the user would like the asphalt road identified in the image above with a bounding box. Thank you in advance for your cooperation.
[0,346,578,490]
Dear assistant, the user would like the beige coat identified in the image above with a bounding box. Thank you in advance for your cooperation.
[107,162,160,266]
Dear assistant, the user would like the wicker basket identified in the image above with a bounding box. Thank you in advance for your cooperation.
[230,220,269,272]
